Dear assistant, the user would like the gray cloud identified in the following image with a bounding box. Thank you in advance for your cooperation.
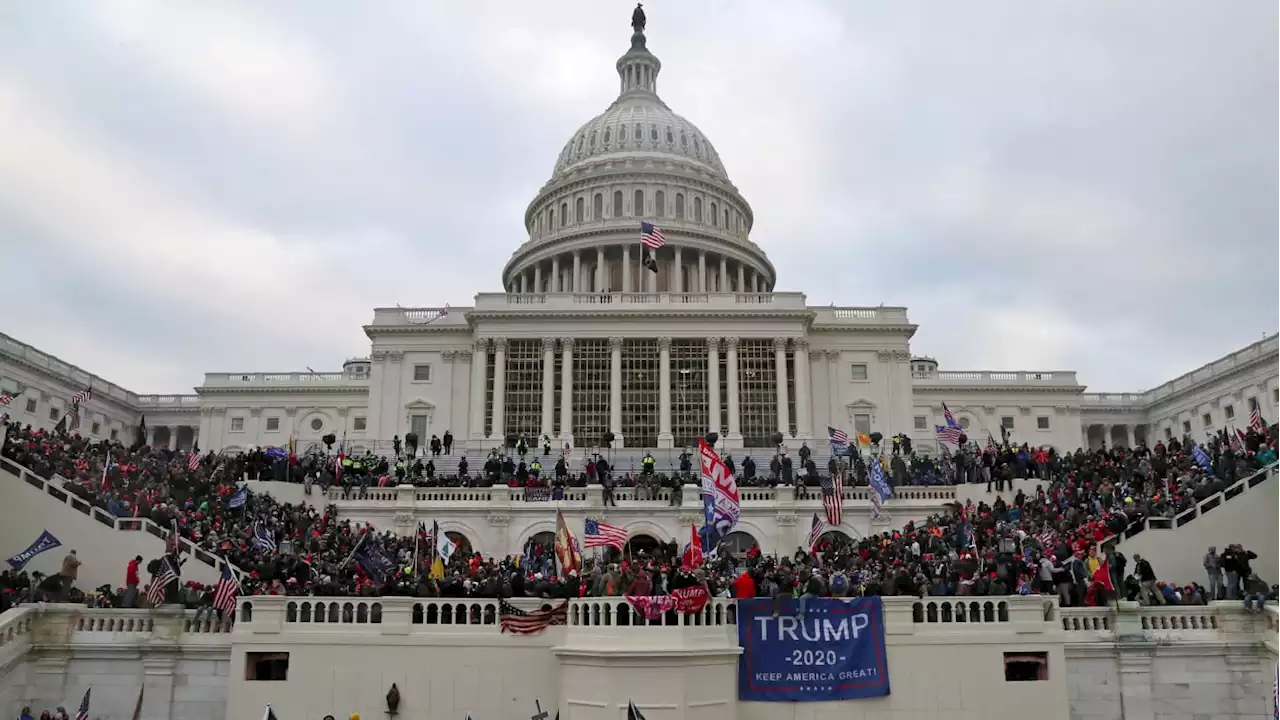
[0,0,1273,394]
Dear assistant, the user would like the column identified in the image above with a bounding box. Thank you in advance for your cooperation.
[793,338,812,438]
[825,350,840,429]
[698,251,707,292]
[645,258,656,293]
[491,338,507,439]
[540,338,556,440]
[622,246,632,292]
[1081,425,1090,451]
[752,272,760,293]
[551,257,560,292]
[572,250,582,292]
[774,338,790,436]
[168,426,179,450]
[559,337,574,443]
[595,248,605,291]
[725,337,741,442]
[1124,425,1135,449]
[1102,424,1113,447]
[736,263,745,293]
[673,248,683,292]
[707,337,722,436]
[518,274,526,294]
[609,337,624,447]
[658,337,673,447]
[469,339,487,440]
[534,264,543,293]
[191,427,199,451]
[719,256,728,293]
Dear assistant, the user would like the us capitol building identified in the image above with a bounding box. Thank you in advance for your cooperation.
[1,15,1277,468]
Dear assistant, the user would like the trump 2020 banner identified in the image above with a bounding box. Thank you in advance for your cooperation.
[7,529,62,571]
[737,597,890,702]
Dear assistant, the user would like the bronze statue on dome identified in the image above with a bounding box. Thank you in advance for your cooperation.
[632,3,646,34]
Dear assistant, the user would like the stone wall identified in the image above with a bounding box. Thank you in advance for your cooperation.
[0,599,1272,720]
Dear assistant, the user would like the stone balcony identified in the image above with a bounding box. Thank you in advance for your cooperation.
[199,371,370,390]
[911,369,1082,389]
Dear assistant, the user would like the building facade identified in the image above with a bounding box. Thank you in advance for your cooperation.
[1,20,1276,464]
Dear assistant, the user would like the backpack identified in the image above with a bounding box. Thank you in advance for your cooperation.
[830,573,848,595]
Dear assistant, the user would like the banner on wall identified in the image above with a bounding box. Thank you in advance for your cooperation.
[737,597,890,702]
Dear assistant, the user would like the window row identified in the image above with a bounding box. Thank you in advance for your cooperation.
[911,414,1052,432]
[534,189,745,236]
[562,122,716,169]
[227,415,367,433]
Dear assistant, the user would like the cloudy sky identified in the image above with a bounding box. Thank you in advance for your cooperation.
[1,1,1275,395]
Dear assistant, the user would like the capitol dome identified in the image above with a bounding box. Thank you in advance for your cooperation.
[503,12,774,297]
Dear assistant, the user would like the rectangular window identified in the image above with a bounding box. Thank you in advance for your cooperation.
[1165,427,1173,440]
[230,417,245,432]
[1224,405,1235,420]
[913,416,927,430]
[353,417,367,431]
[91,422,101,435]
[1004,652,1048,682]
[1201,413,1212,428]
[849,364,868,381]
[245,652,289,681]
[1000,416,1014,430]
[1036,416,1050,430]
[853,414,872,435]
[265,417,280,432]
[1182,420,1191,433]
[25,398,37,414]
[413,365,432,382]
[110,429,118,440]
[49,407,60,421]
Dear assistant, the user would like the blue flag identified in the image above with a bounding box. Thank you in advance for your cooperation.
[868,460,893,503]
[7,530,62,570]
[226,485,248,509]
[1191,444,1214,474]
[354,543,392,585]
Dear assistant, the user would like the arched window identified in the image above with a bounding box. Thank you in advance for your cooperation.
[604,127,612,144]
[680,132,688,148]
[650,125,658,141]
[619,125,627,144]
[537,213,544,234]
[576,135,584,154]
[694,197,702,222]
[635,124,643,141]
[721,531,759,557]
[592,193,603,220]
[710,202,718,227]
[613,191,624,217]
[655,191,665,217]
[559,203,567,228]
[675,193,685,220]
[665,127,673,144]
[575,197,585,223]
[634,189,644,217]
[724,208,730,228]
[693,136,702,155]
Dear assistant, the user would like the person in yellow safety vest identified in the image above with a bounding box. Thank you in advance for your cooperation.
[530,459,542,479]
[642,452,655,475]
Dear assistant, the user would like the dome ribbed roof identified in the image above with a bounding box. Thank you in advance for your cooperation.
[547,25,730,184]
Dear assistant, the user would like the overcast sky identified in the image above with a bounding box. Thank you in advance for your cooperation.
[1,1,1275,395]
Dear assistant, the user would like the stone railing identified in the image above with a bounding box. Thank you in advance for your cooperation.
[1105,462,1277,545]
[201,371,367,387]
[1057,601,1274,646]
[134,394,200,408]
[471,292,810,312]
[326,482,957,512]
[911,369,1080,386]
[0,456,245,578]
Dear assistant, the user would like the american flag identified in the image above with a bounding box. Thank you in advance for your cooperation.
[188,451,201,471]
[499,599,568,634]
[820,473,843,526]
[936,425,963,445]
[75,687,91,720]
[0,391,15,406]
[213,562,240,616]
[640,221,666,249]
[583,518,628,550]
[146,557,177,606]
[72,387,92,404]
[806,513,828,549]
[1250,401,1265,432]
[942,402,960,429]
[827,426,849,454]
[987,433,1000,453]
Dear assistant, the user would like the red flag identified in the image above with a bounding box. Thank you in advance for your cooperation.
[1092,558,1114,592]
[682,522,703,571]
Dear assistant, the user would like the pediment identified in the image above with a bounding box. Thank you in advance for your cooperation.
[404,398,436,410]
[847,398,877,410]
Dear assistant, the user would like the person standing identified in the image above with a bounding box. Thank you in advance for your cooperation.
[123,555,142,608]
[1203,546,1222,601]
[58,550,81,601]
[1134,554,1163,605]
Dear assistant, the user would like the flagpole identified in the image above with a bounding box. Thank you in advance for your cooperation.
[341,530,368,568]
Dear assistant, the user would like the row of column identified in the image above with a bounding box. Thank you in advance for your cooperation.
[467,337,814,446]
[1083,423,1140,449]
[148,424,196,451]
[509,247,770,295]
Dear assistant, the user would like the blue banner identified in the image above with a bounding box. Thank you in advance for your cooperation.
[7,530,62,571]
[737,597,890,702]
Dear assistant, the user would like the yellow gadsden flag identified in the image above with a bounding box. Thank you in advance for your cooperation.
[554,509,581,575]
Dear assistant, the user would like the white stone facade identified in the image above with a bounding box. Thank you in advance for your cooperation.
[0,598,1273,720]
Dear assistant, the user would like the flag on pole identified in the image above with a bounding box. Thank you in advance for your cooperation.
[72,386,93,405]
[941,402,960,429]
[1251,399,1266,432]
[868,459,893,519]
[820,472,842,526]
[640,221,667,248]
[682,522,703,570]
[827,426,849,455]
[213,562,240,616]
[146,557,177,606]
[986,433,1000,453]
[806,512,828,550]
[130,684,144,720]
[0,390,18,406]
[188,451,201,471]
[935,424,963,445]
[75,687,91,720]
[554,509,582,574]
[583,518,628,550]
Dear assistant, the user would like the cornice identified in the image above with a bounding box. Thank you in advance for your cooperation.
[364,324,474,338]
[196,386,370,396]
[911,385,1085,395]
[464,309,814,322]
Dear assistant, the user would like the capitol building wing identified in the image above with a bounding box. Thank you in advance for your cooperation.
[0,19,1276,467]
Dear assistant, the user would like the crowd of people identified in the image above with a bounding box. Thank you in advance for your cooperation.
[1,416,1276,616]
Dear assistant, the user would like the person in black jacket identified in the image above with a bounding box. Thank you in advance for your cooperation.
[1133,554,1163,605]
